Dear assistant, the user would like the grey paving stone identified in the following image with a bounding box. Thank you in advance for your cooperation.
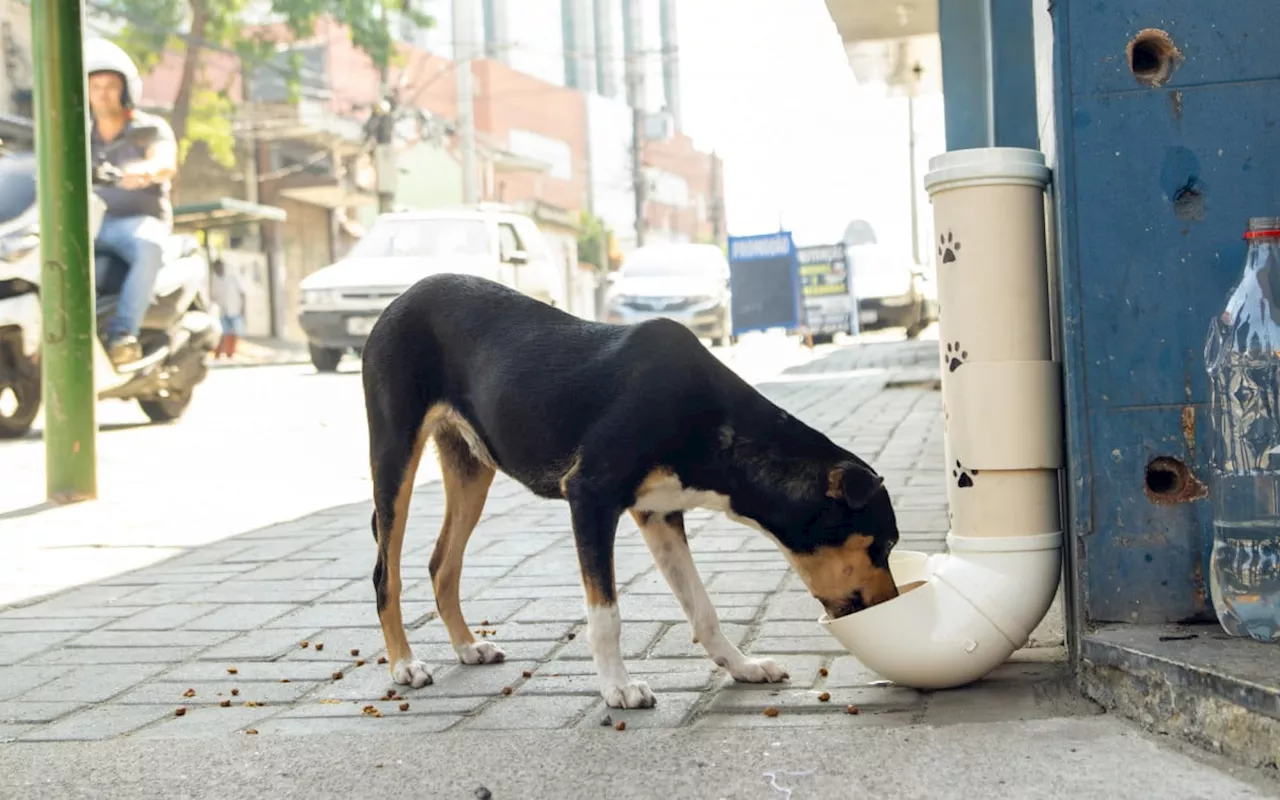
[516,669,717,696]
[113,679,322,706]
[409,639,560,664]
[552,622,661,660]
[711,685,921,713]
[183,579,348,605]
[762,592,824,621]
[747,636,846,655]
[0,665,57,701]
[621,595,756,625]
[0,632,77,665]
[101,582,223,606]
[16,664,169,703]
[156,660,353,684]
[537,658,704,677]
[182,604,299,631]
[104,604,219,632]
[18,704,174,741]
[576,692,703,730]
[0,723,35,741]
[0,616,106,634]
[234,560,334,581]
[410,620,573,644]
[264,602,433,631]
[648,622,750,659]
[42,646,206,666]
[694,708,920,729]
[252,711,464,735]
[705,570,788,593]
[222,539,324,564]
[823,656,882,687]
[280,696,481,718]
[132,704,283,738]
[66,629,236,650]
[23,585,142,608]
[472,583,584,601]
[281,628,391,662]
[403,660,539,701]
[462,694,597,730]
[197,628,323,662]
[0,701,86,723]
[511,598,587,623]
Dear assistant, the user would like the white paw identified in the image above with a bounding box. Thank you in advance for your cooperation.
[456,641,506,665]
[728,657,790,684]
[391,658,434,688]
[600,679,657,709]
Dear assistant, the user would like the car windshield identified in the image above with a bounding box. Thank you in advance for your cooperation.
[621,246,726,278]
[347,217,491,259]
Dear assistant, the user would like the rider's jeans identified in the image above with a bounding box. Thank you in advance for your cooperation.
[94,214,169,339]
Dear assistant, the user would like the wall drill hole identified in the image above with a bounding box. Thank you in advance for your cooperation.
[1145,457,1187,497]
[1128,29,1183,87]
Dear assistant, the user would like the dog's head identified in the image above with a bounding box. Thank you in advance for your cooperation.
[781,461,900,619]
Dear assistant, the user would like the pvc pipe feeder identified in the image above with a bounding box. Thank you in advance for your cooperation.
[819,148,1064,691]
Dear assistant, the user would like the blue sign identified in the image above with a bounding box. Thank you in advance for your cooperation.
[728,231,802,336]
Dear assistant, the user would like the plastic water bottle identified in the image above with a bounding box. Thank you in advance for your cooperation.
[1205,216,1280,642]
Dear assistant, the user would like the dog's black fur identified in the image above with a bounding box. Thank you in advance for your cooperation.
[362,273,900,702]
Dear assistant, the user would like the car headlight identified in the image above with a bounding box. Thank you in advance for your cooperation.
[303,289,340,307]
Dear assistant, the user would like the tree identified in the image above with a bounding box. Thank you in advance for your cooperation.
[97,0,432,169]
[576,210,610,273]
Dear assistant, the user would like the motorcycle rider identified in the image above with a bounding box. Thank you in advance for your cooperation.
[85,38,178,366]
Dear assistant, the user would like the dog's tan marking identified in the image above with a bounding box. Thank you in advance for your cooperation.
[423,403,497,469]
[559,452,581,498]
[826,467,845,499]
[430,425,496,654]
[785,534,898,614]
[633,468,733,514]
[376,421,429,675]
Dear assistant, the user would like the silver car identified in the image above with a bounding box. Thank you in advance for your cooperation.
[604,243,736,346]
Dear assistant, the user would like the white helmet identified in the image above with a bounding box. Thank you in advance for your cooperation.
[84,38,143,109]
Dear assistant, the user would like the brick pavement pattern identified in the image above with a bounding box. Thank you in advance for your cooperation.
[0,340,1069,740]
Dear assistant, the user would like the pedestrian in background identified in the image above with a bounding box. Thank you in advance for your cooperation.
[211,258,246,359]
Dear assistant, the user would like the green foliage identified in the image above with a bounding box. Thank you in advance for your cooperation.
[96,0,434,170]
[576,210,608,273]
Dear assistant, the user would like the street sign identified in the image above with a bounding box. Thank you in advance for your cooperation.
[797,242,855,337]
[728,231,801,336]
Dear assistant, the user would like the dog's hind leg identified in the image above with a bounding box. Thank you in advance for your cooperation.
[631,510,789,684]
[370,407,433,689]
[429,424,501,665]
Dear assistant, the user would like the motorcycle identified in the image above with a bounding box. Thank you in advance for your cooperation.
[0,137,221,438]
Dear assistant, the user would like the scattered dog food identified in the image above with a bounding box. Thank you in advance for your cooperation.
[399,702,410,712]
[356,659,366,667]
[818,667,829,677]
[600,714,613,727]
[226,667,238,675]
[362,705,382,718]
[314,643,324,652]
[280,679,290,684]
[565,632,576,640]
[300,640,309,648]
[231,689,240,697]
[475,787,493,800]
[384,689,397,701]
[480,619,490,626]
[377,656,388,665]
[501,686,513,696]
[615,720,627,731]
[220,700,231,708]
[332,671,344,680]
[818,692,831,702]
[182,688,196,698]
[350,648,360,657]
[174,707,186,717]
[244,701,263,708]
[845,705,860,715]
[319,699,342,705]
[521,670,533,679]
[244,729,259,735]
[763,707,780,717]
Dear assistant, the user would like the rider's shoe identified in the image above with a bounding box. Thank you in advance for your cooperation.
[106,334,142,366]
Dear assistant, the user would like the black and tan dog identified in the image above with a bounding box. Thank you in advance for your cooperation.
[362,273,901,709]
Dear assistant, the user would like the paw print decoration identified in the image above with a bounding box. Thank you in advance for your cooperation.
[945,342,967,373]
[938,231,961,264]
[952,460,978,489]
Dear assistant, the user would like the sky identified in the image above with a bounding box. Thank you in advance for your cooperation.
[676,0,946,258]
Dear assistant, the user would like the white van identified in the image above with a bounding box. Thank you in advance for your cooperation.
[297,205,557,371]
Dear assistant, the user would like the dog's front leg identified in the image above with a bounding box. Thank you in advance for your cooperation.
[632,510,789,684]
[567,493,656,709]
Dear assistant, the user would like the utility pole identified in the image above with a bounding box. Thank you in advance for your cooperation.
[907,61,923,265]
[629,68,647,247]
[32,0,96,502]
[374,65,396,214]
[454,0,479,204]
[709,149,722,243]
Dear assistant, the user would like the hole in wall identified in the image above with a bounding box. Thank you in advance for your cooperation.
[1128,29,1183,87]
[1144,456,1207,504]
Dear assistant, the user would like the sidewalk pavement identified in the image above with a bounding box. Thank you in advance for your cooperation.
[3,337,1269,797]
[208,337,311,369]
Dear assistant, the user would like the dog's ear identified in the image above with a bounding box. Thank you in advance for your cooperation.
[826,464,885,510]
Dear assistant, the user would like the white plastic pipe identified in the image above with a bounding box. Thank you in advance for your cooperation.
[820,148,1063,690]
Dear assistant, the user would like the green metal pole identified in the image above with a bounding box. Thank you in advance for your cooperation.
[32,0,97,503]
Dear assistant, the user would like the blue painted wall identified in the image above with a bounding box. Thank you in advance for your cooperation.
[1049,2,1280,622]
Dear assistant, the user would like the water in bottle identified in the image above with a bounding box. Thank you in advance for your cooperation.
[1205,216,1280,642]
